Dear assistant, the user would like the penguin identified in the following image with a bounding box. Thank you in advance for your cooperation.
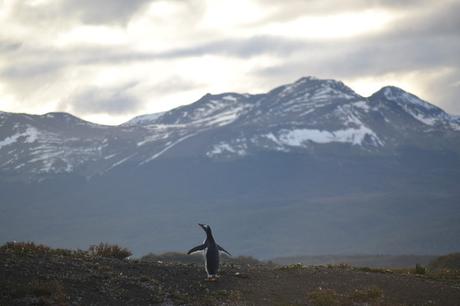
[187,224,231,280]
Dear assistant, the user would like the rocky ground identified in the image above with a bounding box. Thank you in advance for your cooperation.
[1,247,460,305]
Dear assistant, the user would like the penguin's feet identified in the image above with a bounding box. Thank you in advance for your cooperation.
[206,275,218,281]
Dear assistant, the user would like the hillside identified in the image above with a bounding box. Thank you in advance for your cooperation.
[1,244,460,305]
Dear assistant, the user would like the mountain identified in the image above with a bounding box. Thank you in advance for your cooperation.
[1,76,460,258]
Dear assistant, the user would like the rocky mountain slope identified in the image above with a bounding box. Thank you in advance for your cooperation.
[1,76,460,258]
[1,76,459,178]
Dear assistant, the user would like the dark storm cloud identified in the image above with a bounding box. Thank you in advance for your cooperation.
[66,83,143,115]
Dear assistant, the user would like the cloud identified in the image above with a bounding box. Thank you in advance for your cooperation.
[250,0,460,112]
[60,0,153,25]
[64,83,144,115]
[1,0,459,124]
[0,39,22,53]
[8,0,154,26]
[253,0,435,23]
[146,76,203,94]
[157,35,306,59]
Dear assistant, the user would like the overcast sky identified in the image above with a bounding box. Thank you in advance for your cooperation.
[0,0,459,125]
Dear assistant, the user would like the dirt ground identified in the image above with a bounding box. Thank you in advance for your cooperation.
[1,250,460,305]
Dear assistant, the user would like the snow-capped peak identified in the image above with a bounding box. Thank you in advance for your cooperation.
[154,92,252,127]
[379,86,439,111]
[276,76,360,101]
[371,86,460,129]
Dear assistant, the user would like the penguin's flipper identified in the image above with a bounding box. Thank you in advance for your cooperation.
[217,244,231,256]
[187,244,206,254]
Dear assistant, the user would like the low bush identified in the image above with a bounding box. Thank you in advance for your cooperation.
[349,286,383,303]
[429,253,460,270]
[0,241,88,257]
[308,288,340,306]
[88,243,132,259]
[0,241,51,254]
[415,263,426,275]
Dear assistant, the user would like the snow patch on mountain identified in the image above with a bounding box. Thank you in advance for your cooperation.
[0,125,105,174]
[352,101,370,112]
[207,141,248,158]
[222,95,238,101]
[449,116,460,131]
[189,106,246,127]
[140,133,198,164]
[107,154,136,171]
[0,127,39,149]
[277,126,381,147]
[312,85,355,101]
[279,77,356,101]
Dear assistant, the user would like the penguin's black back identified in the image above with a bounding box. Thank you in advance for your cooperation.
[205,241,219,275]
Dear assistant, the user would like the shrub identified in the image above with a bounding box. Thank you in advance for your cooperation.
[0,241,51,254]
[356,266,393,274]
[350,286,383,303]
[0,241,89,258]
[327,263,351,270]
[88,243,132,259]
[280,263,305,270]
[308,288,340,306]
[429,253,460,270]
[415,263,426,275]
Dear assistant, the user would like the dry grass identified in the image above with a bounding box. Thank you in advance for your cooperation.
[88,242,132,259]
[308,288,340,306]
[349,286,384,303]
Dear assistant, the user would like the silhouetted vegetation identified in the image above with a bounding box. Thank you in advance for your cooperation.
[0,241,132,260]
[415,263,427,274]
[87,242,132,259]
[349,286,384,304]
[308,288,340,306]
[0,241,86,257]
[430,253,460,270]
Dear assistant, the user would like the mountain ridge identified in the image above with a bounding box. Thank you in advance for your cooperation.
[1,76,459,179]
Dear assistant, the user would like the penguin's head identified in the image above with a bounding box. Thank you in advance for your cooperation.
[198,223,212,235]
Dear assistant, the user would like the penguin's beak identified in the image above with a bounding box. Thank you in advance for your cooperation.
[198,223,206,230]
